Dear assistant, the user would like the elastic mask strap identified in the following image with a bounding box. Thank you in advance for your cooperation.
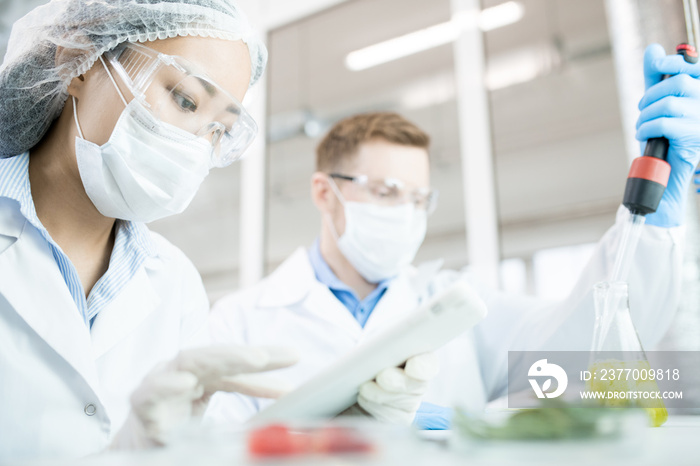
[324,211,342,242]
[327,176,347,206]
[99,55,128,107]
[325,176,346,242]
[72,96,84,140]
[72,58,128,142]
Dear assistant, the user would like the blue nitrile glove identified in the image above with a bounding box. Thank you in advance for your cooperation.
[636,44,700,228]
[412,402,454,430]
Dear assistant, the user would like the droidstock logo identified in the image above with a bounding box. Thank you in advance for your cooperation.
[528,359,568,399]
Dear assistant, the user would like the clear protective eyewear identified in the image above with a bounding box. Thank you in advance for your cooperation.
[104,41,257,167]
[330,173,439,214]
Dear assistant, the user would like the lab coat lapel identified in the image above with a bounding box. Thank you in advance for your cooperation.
[0,220,100,390]
[256,248,315,308]
[90,266,160,360]
[257,248,362,339]
[362,274,419,336]
[303,282,363,338]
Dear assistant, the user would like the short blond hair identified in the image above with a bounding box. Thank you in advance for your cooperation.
[315,112,430,172]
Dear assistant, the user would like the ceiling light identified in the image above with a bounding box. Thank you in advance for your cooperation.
[479,1,525,31]
[345,1,524,71]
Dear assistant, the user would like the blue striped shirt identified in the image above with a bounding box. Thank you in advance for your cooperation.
[0,153,156,327]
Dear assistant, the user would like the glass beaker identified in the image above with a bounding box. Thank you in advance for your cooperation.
[588,281,668,427]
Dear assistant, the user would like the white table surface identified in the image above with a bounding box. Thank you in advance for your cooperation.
[16,415,700,466]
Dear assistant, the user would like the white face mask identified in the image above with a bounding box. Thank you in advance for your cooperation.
[73,58,213,223]
[327,179,427,283]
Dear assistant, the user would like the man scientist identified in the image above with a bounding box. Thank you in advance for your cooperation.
[205,44,700,429]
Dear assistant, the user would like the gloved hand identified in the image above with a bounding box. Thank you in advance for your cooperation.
[111,345,299,449]
[357,352,439,425]
[636,43,700,227]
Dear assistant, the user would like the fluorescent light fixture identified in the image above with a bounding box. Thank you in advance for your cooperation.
[479,1,525,31]
[345,1,524,71]
[346,22,460,72]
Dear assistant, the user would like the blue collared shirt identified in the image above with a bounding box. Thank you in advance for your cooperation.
[0,153,156,327]
[307,239,390,328]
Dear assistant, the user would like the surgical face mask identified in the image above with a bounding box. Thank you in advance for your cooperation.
[73,57,213,223]
[327,178,427,283]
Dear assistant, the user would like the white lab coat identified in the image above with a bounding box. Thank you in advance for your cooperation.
[205,208,684,424]
[0,197,210,461]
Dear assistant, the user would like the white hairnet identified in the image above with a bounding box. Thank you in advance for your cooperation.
[0,0,266,157]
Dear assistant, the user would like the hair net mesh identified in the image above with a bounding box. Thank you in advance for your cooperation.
[0,0,266,158]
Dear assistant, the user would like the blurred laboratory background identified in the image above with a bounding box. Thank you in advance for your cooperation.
[1,0,699,351]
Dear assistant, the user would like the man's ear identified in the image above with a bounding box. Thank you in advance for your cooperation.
[311,172,334,214]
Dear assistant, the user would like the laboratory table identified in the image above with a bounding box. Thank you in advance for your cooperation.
[15,415,700,466]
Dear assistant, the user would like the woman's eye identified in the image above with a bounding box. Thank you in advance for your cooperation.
[171,90,197,112]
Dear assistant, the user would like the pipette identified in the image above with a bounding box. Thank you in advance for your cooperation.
[613,0,699,283]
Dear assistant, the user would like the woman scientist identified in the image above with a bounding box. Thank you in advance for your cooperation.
[0,0,433,460]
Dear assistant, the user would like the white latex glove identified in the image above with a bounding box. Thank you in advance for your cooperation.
[111,345,299,449]
[357,352,439,425]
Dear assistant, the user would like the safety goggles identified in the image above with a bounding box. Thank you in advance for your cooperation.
[329,173,439,214]
[105,42,257,167]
